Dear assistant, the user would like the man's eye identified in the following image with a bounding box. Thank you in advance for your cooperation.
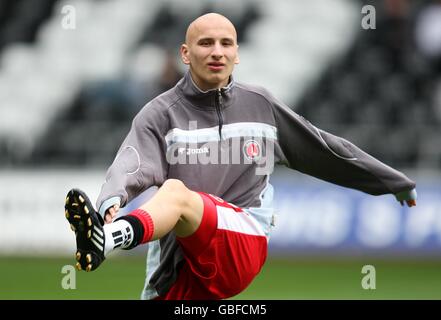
[200,41,211,46]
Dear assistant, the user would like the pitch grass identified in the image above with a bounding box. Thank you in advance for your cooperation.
[0,256,440,300]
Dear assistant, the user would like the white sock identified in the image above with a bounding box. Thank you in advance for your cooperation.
[103,219,134,257]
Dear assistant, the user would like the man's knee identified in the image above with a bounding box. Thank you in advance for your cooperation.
[161,179,194,210]
[161,179,190,201]
[162,179,188,193]
[161,179,203,237]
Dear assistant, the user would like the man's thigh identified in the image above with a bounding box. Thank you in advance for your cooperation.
[167,192,268,299]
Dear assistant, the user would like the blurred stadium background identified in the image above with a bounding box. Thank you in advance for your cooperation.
[1,0,441,299]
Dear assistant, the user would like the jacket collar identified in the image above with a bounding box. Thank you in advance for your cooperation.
[176,71,235,109]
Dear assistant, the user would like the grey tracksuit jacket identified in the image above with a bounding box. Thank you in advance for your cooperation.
[96,71,415,299]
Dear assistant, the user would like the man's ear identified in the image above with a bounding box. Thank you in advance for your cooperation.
[234,45,240,64]
[180,44,190,65]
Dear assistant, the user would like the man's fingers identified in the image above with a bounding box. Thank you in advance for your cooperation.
[109,205,120,216]
[104,205,120,224]
[398,199,416,207]
[104,213,112,224]
[406,199,416,207]
[104,209,114,224]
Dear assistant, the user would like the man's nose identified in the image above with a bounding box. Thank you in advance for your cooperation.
[211,43,223,58]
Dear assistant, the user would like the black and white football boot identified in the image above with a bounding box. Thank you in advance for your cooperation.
[65,188,105,272]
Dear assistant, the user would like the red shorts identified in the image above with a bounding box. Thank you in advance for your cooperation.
[156,192,268,300]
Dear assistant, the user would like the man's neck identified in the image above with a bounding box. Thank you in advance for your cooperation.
[189,73,230,92]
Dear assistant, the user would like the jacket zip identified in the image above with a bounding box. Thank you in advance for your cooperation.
[215,89,224,140]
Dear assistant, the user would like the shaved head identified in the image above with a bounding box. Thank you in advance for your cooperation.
[185,13,237,45]
[180,13,239,91]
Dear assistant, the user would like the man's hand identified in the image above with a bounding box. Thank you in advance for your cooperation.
[395,188,417,207]
[104,204,120,224]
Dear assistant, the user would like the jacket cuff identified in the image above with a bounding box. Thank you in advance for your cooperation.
[98,196,121,218]
[395,188,417,201]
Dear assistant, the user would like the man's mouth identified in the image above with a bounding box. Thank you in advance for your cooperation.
[207,62,225,71]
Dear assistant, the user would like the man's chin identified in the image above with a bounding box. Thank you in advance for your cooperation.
[191,70,230,90]
[207,74,229,88]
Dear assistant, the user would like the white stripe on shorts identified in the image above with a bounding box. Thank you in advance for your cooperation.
[216,205,266,238]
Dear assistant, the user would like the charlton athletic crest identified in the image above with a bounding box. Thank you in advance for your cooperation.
[243,140,262,161]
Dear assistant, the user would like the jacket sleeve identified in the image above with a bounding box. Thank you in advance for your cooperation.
[96,104,168,216]
[270,95,416,196]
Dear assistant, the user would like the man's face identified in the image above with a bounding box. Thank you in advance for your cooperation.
[181,14,239,91]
